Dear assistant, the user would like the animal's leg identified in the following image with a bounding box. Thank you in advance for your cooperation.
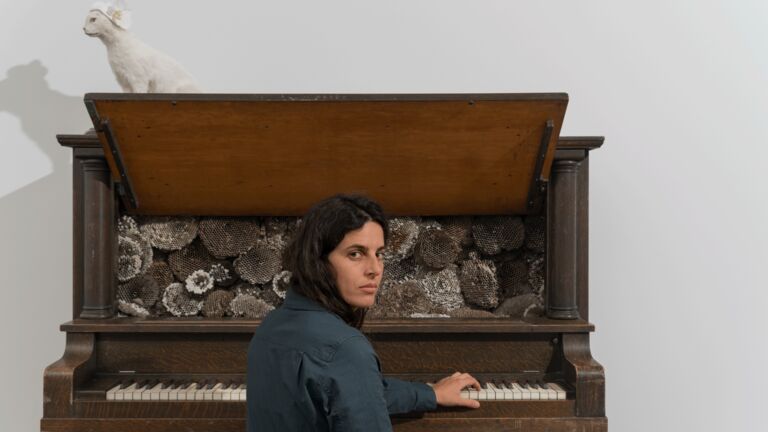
[123,75,149,93]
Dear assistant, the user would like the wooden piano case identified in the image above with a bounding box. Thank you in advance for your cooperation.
[43,93,606,431]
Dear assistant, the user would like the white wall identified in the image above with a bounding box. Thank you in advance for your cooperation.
[2,1,766,431]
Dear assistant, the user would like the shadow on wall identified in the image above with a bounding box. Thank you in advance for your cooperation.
[0,60,91,427]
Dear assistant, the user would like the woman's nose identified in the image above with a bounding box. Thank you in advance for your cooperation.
[366,255,383,277]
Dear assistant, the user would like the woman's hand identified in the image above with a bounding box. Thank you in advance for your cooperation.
[430,372,482,409]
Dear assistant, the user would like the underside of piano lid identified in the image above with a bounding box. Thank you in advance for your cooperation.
[83,93,567,216]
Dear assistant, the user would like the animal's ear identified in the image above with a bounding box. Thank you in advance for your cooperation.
[90,1,132,29]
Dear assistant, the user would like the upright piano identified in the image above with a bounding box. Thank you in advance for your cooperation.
[43,93,606,431]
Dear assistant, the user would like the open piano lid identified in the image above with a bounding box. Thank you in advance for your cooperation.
[84,93,568,216]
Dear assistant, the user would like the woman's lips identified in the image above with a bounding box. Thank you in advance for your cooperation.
[360,285,377,294]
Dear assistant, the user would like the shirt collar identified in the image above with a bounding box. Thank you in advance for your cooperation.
[283,287,331,312]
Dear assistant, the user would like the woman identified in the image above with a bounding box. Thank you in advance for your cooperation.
[247,194,481,431]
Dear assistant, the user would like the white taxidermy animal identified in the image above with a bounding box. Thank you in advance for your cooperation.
[83,5,201,93]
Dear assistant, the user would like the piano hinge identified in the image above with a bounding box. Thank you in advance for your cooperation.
[118,370,136,374]
[526,119,554,212]
[101,119,139,210]
[84,97,102,132]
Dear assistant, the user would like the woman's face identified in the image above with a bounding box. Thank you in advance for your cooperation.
[328,221,385,309]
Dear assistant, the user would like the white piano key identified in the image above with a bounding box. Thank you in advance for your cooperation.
[497,383,514,400]
[526,382,541,400]
[486,382,503,400]
[159,384,171,401]
[512,382,531,400]
[222,385,233,401]
[536,382,551,400]
[204,383,223,401]
[212,383,227,401]
[541,383,558,400]
[237,384,247,401]
[131,383,149,400]
[489,382,512,400]
[525,382,541,400]
[467,386,477,400]
[476,384,488,401]
[194,383,208,401]
[503,382,522,400]
[168,383,186,401]
[146,382,164,401]
[548,382,567,400]
[122,383,138,401]
[116,383,134,401]
[106,383,121,401]
[179,383,198,401]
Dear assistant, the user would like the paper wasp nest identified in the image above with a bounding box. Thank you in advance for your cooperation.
[147,260,175,289]
[524,216,545,253]
[497,259,530,297]
[438,216,474,247]
[272,270,291,299]
[257,286,284,308]
[162,282,203,317]
[524,251,546,296]
[139,216,198,251]
[414,228,460,269]
[234,240,283,284]
[117,299,150,317]
[118,215,140,236]
[185,269,214,295]
[369,280,446,318]
[382,257,416,287]
[459,252,499,309]
[202,289,235,318]
[168,240,217,281]
[117,274,159,307]
[264,217,300,241]
[199,217,263,258]
[209,261,238,287]
[384,218,420,260]
[117,216,153,282]
[471,216,525,255]
[418,265,465,311]
[230,294,274,318]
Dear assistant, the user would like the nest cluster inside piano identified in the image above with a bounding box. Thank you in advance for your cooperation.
[116,213,546,319]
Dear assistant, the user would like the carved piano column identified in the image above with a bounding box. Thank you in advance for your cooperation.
[79,156,115,319]
[547,158,581,319]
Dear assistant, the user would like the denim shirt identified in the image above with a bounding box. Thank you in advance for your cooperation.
[246,288,437,432]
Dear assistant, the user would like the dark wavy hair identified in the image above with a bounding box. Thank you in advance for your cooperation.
[282,194,389,329]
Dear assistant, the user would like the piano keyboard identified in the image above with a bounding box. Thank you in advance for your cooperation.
[107,380,247,401]
[105,379,566,401]
[457,380,566,401]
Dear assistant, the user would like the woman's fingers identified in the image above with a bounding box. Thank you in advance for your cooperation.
[461,376,481,390]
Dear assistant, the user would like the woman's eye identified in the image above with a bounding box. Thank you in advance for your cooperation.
[349,251,361,258]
